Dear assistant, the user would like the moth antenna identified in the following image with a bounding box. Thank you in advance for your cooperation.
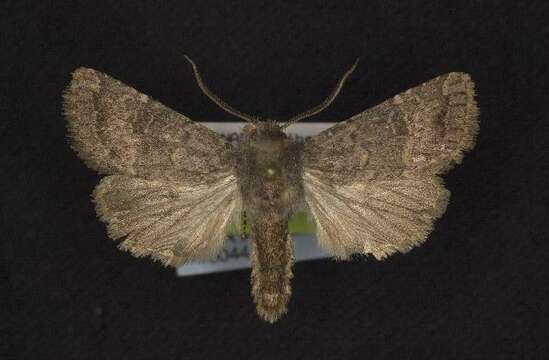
[184,55,258,124]
[281,58,359,129]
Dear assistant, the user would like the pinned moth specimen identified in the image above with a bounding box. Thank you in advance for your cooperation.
[63,57,478,323]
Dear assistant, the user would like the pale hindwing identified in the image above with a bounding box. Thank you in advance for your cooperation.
[93,173,241,267]
[303,72,478,258]
[304,171,449,259]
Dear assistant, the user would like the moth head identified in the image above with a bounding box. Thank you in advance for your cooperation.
[242,120,285,140]
[185,55,359,130]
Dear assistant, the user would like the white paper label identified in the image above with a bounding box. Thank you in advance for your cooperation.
[177,235,328,276]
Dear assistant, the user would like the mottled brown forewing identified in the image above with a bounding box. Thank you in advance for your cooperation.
[64,68,233,185]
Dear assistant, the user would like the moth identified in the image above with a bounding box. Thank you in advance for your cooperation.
[63,57,478,323]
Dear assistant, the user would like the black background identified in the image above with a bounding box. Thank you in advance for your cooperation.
[4,1,549,359]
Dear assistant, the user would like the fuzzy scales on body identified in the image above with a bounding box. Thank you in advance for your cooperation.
[235,122,304,322]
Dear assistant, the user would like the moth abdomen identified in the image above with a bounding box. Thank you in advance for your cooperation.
[250,216,294,323]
